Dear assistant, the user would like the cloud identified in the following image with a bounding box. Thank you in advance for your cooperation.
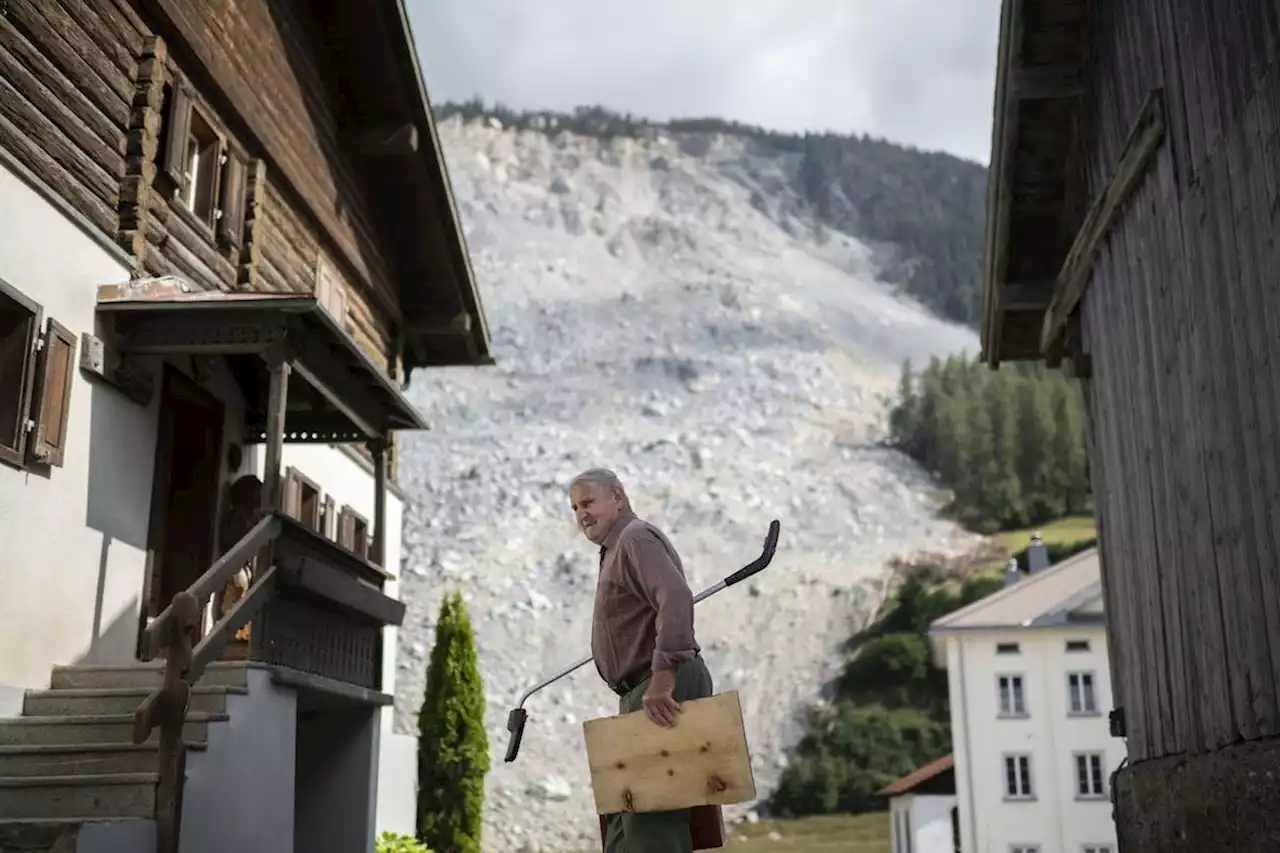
[406,0,1003,164]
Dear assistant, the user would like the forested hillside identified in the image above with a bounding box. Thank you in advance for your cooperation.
[433,100,988,326]
[888,356,1092,532]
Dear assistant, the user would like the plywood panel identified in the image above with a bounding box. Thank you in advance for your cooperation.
[583,691,755,815]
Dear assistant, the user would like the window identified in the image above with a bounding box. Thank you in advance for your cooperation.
[998,674,1027,717]
[338,504,371,559]
[0,280,76,470]
[281,467,324,532]
[996,642,1020,655]
[1068,672,1098,714]
[1066,639,1091,653]
[1083,846,1113,853]
[1011,846,1041,853]
[160,79,249,246]
[1004,754,1034,799]
[1075,752,1107,798]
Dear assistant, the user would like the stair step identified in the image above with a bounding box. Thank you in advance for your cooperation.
[23,685,246,717]
[0,713,228,747]
[0,741,207,776]
[0,773,158,821]
[50,662,250,691]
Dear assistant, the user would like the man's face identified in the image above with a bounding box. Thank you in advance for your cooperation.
[570,481,625,545]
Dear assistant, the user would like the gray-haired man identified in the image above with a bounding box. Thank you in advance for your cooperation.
[569,468,714,853]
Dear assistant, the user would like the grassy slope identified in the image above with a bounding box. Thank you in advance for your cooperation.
[991,515,1097,551]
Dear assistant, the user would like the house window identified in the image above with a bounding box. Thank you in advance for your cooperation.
[1004,754,1034,799]
[0,279,76,470]
[338,504,371,560]
[1012,847,1041,853]
[281,467,324,532]
[998,674,1027,717]
[1083,846,1113,853]
[1066,639,1091,652]
[160,80,249,247]
[996,642,1020,655]
[179,106,224,226]
[1068,672,1098,714]
[1075,753,1107,798]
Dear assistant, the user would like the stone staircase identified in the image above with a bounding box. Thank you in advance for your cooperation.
[0,663,248,851]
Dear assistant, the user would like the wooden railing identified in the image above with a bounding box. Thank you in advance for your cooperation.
[131,511,406,853]
[132,513,283,853]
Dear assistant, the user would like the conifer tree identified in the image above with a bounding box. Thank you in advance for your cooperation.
[417,591,489,853]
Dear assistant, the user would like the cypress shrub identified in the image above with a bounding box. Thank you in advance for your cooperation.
[416,591,489,853]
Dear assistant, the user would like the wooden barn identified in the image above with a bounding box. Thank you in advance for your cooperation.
[981,1,1280,851]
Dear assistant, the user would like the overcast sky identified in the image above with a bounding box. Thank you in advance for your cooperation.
[406,0,1003,165]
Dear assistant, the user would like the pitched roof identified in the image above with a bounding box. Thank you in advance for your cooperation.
[876,754,955,798]
[931,547,1103,633]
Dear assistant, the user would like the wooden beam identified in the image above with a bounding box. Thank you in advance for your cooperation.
[1012,64,1086,100]
[341,124,419,155]
[1040,88,1166,355]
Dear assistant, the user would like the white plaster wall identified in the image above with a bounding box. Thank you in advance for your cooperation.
[248,443,418,835]
[950,627,1120,853]
[0,159,150,704]
[910,794,957,853]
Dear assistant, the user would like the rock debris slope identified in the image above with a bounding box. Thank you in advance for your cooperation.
[393,115,981,852]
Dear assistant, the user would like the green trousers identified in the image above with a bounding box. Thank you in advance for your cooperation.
[603,657,714,853]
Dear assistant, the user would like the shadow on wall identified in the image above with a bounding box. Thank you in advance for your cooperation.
[84,380,156,551]
[72,592,143,667]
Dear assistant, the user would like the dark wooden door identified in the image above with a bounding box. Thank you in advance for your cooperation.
[144,366,225,632]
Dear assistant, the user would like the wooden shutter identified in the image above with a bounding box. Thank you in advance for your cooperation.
[337,505,355,550]
[161,82,192,187]
[281,466,302,518]
[27,318,76,467]
[217,151,248,248]
[322,495,337,539]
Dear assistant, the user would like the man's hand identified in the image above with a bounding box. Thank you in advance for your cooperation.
[642,669,682,728]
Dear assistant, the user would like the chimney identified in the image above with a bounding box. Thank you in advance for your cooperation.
[1027,533,1050,574]
[1003,557,1022,587]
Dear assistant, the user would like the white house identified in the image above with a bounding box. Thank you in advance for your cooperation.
[929,541,1120,853]
[0,2,489,850]
[878,753,958,853]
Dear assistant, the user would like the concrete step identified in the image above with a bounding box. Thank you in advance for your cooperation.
[0,819,156,853]
[0,773,158,821]
[0,741,207,777]
[0,713,227,747]
[23,685,246,717]
[49,663,251,691]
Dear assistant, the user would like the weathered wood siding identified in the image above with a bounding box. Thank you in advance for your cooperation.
[1074,0,1280,763]
[0,0,146,243]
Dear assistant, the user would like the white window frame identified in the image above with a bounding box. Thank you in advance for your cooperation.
[997,673,1027,717]
[1067,671,1099,715]
[1003,753,1034,800]
[1082,845,1113,853]
[1074,751,1107,799]
[1011,844,1041,853]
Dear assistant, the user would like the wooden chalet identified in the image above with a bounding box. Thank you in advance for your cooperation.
[0,0,490,851]
[983,1,1280,850]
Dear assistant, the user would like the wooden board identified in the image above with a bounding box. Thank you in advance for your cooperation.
[583,691,755,815]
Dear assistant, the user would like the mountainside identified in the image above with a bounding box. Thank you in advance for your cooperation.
[392,111,984,852]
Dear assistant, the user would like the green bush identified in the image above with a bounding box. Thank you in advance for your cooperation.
[375,832,432,853]
[416,591,489,853]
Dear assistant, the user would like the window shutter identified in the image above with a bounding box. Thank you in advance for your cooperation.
[281,466,302,518]
[217,151,248,248]
[162,83,193,187]
[28,318,76,467]
[322,494,337,539]
[337,505,355,550]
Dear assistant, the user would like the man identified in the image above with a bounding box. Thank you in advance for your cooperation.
[569,468,713,853]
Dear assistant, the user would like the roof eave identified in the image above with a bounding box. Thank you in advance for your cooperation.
[382,0,493,373]
[980,0,1020,368]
